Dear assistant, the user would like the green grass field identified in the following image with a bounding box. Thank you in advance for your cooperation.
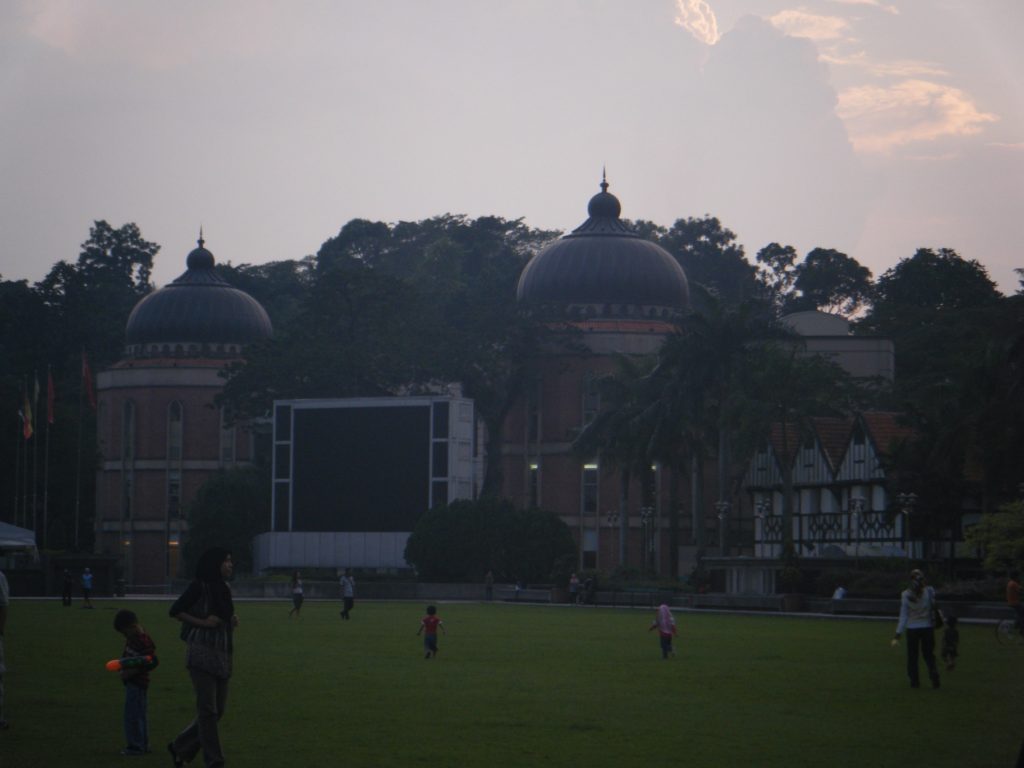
[2,599,1022,767]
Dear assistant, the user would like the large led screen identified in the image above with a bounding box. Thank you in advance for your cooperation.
[290,404,431,531]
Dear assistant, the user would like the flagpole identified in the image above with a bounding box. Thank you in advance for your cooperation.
[74,359,84,550]
[31,372,39,538]
[43,366,53,550]
[21,376,29,529]
[13,416,22,525]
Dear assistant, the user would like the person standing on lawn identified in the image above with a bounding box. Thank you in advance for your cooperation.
[417,605,446,659]
[891,568,941,689]
[168,548,238,768]
[339,568,355,620]
[648,603,678,659]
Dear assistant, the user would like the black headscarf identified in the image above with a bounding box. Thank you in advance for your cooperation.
[194,547,234,622]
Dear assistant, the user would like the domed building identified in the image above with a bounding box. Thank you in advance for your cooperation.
[502,178,690,573]
[94,235,272,588]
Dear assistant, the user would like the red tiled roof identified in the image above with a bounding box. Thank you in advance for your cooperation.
[861,411,914,456]
[811,416,853,470]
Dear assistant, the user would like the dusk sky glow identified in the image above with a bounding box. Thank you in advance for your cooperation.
[1,1,1021,292]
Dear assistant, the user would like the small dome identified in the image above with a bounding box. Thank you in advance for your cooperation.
[125,235,272,354]
[517,178,689,319]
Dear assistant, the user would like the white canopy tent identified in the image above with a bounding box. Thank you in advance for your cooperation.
[0,521,38,552]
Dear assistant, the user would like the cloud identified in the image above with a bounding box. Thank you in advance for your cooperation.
[769,9,850,41]
[822,51,948,78]
[837,79,998,152]
[674,0,720,45]
[827,0,899,14]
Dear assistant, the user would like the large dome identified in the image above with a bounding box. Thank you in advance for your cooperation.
[124,235,272,357]
[516,179,689,320]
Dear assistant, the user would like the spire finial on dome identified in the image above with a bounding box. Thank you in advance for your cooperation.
[601,166,608,193]
[198,225,205,249]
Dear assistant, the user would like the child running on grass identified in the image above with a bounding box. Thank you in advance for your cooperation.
[649,604,677,659]
[417,605,446,659]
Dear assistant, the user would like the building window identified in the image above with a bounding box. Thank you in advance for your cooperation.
[582,376,601,426]
[168,402,183,460]
[529,462,539,509]
[220,410,236,464]
[167,402,184,518]
[582,460,598,569]
[582,464,599,516]
[121,400,135,521]
[527,380,540,443]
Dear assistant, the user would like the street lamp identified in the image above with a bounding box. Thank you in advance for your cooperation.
[715,500,731,555]
[754,499,770,559]
[849,495,866,569]
[896,492,918,561]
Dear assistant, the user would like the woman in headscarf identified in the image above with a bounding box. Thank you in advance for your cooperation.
[648,603,678,659]
[891,568,941,689]
[167,547,237,768]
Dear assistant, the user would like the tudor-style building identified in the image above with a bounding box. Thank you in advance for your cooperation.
[745,412,914,562]
[94,237,272,588]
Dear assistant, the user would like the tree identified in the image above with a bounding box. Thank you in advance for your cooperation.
[870,247,1001,321]
[790,248,873,316]
[656,216,759,309]
[36,220,158,367]
[181,467,270,576]
[755,242,799,314]
[734,341,865,554]
[965,502,1024,573]
[404,498,576,583]
[573,356,657,570]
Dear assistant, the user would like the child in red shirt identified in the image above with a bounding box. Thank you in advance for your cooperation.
[417,605,446,659]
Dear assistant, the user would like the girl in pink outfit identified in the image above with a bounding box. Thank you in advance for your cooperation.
[649,604,677,659]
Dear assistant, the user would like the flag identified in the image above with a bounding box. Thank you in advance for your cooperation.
[82,350,97,409]
[47,369,56,425]
[21,383,33,440]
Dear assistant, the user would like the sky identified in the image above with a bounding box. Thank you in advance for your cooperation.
[1,0,1021,294]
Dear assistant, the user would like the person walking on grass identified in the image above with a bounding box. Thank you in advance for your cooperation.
[168,548,238,768]
[339,568,355,620]
[81,567,94,608]
[113,609,158,757]
[289,571,304,619]
[649,603,677,659]
[891,568,941,689]
[417,605,446,659]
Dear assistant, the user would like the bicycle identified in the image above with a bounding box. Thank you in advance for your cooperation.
[996,617,1024,646]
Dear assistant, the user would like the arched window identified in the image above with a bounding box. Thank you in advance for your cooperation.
[121,400,135,520]
[167,401,184,518]
[220,409,236,464]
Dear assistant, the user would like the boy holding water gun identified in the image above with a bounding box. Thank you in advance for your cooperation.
[112,609,158,756]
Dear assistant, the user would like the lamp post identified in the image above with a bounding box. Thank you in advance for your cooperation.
[849,495,866,570]
[896,492,918,561]
[754,498,771,559]
[639,506,655,574]
[715,500,730,555]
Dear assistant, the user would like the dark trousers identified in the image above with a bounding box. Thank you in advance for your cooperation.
[905,627,939,687]
[172,668,229,767]
[342,596,354,619]
[123,683,148,752]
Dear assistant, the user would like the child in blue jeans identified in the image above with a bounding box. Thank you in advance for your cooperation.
[113,610,158,756]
